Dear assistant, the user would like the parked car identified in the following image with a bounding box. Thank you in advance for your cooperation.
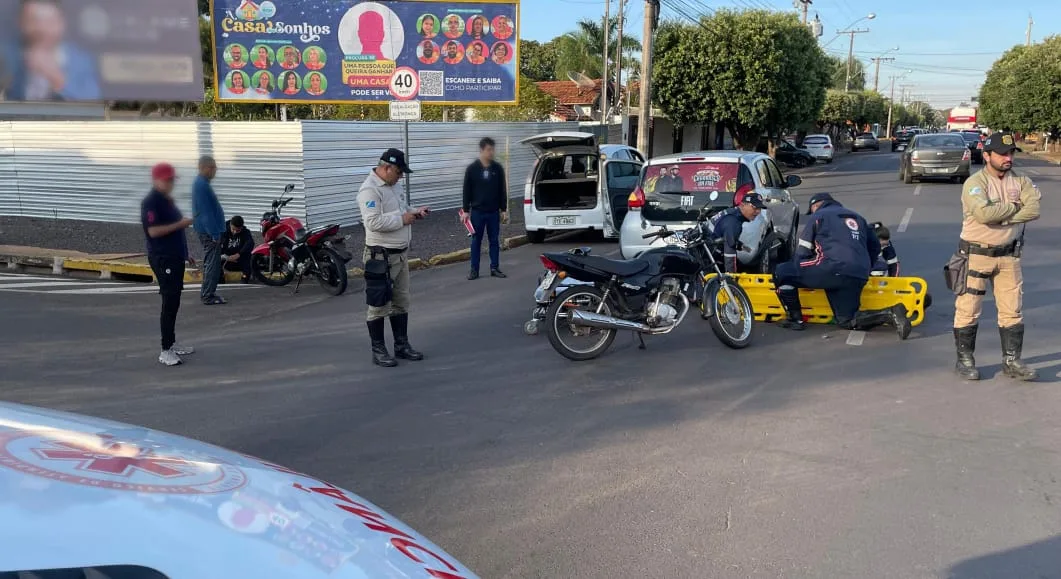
[801,134,835,163]
[891,130,914,152]
[0,402,479,579]
[521,132,644,243]
[620,151,802,273]
[959,130,985,164]
[852,132,880,152]
[774,140,817,168]
[899,133,972,184]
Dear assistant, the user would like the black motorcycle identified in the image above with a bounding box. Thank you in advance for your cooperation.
[539,207,755,361]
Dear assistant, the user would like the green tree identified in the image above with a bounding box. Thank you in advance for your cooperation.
[553,17,641,81]
[979,37,1061,137]
[825,55,866,91]
[471,75,555,121]
[653,10,830,149]
[520,39,559,81]
[818,89,852,131]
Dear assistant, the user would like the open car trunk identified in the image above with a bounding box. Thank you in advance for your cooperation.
[534,152,599,210]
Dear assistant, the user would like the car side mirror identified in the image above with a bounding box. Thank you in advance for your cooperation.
[284,184,295,193]
[786,175,802,188]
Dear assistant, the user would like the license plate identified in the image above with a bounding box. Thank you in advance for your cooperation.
[929,168,950,174]
[538,271,556,291]
[549,216,576,226]
[897,146,905,151]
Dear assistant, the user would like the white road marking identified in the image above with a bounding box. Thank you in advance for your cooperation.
[913,184,922,196]
[1026,169,1041,175]
[0,281,131,289]
[897,208,914,233]
[846,331,866,346]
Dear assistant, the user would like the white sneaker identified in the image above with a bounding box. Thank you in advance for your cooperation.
[158,349,183,366]
[172,344,195,356]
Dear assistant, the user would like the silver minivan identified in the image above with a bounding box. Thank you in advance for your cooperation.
[521,132,644,243]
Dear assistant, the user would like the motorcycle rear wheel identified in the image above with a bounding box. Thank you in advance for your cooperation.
[251,252,295,286]
[315,248,349,296]
[706,281,754,349]
[545,286,616,361]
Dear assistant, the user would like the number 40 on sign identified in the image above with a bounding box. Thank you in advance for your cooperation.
[389,67,420,101]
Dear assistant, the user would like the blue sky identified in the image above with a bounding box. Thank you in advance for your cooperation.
[520,0,1058,108]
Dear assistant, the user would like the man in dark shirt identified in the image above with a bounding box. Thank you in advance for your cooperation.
[710,192,766,273]
[462,137,508,280]
[141,163,195,366]
[220,215,254,283]
[656,165,684,193]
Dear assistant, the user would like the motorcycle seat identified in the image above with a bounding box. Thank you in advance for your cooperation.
[573,255,649,277]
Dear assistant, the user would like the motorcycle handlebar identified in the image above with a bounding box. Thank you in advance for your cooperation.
[642,228,670,240]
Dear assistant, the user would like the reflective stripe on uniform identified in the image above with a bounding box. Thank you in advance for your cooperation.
[798,239,814,250]
[886,257,899,264]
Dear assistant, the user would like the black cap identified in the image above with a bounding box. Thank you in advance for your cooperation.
[741,192,766,209]
[806,192,835,214]
[982,132,1022,155]
[380,148,414,174]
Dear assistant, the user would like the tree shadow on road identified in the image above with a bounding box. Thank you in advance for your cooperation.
[946,535,1061,579]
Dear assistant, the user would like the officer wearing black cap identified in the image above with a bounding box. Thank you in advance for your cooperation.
[710,192,766,273]
[952,131,1040,381]
[772,192,911,338]
[357,148,429,367]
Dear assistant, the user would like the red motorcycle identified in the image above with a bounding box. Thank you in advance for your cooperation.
[252,184,352,295]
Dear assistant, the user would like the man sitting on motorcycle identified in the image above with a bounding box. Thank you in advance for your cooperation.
[710,191,766,273]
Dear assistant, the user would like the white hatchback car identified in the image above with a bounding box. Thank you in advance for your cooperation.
[521,132,644,243]
[802,134,835,163]
[619,151,802,272]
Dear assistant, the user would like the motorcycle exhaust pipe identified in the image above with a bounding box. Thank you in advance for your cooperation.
[569,310,652,333]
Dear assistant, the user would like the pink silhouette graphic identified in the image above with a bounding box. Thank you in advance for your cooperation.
[358,10,386,59]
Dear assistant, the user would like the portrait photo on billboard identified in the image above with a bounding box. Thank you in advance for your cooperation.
[210,0,519,105]
[0,0,203,103]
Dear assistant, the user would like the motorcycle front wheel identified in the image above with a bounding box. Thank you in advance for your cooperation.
[706,281,754,349]
[545,285,617,361]
[251,252,295,286]
[314,248,349,296]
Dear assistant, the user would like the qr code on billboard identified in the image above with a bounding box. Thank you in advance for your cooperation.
[419,71,444,97]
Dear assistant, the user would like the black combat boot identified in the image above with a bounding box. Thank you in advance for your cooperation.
[1000,324,1038,381]
[367,318,397,367]
[846,305,912,340]
[390,313,424,361]
[953,325,979,380]
[776,287,806,331]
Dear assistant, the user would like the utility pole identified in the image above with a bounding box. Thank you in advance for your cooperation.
[794,0,811,24]
[871,57,894,92]
[899,85,911,105]
[839,28,870,91]
[615,0,625,116]
[886,76,897,139]
[637,0,658,153]
[601,0,610,133]
[1026,15,1033,46]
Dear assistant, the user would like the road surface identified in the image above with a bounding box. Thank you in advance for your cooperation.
[2,151,1060,578]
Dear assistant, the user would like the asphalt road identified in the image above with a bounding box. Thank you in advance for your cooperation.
[3,151,1061,578]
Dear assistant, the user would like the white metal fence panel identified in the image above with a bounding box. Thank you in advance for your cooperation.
[302,121,578,227]
[0,121,304,225]
[0,123,17,216]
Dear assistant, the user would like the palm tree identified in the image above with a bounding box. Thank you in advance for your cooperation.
[554,18,641,81]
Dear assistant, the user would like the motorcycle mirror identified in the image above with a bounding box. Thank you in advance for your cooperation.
[284,184,295,193]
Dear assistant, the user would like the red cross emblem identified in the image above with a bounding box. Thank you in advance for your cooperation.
[32,436,193,479]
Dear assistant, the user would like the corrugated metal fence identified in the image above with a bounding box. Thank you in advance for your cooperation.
[0,120,621,228]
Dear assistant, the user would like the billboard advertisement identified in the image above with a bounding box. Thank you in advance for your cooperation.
[210,0,519,105]
[0,0,204,103]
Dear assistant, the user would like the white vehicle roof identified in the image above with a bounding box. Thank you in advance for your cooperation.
[645,150,764,166]
[0,402,478,579]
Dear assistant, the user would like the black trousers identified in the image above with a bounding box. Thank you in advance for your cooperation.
[149,255,185,350]
[773,261,865,323]
[223,253,252,279]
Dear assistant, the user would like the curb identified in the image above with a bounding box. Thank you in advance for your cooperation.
[2,234,531,284]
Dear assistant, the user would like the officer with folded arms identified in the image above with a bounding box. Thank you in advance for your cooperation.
[952,131,1040,381]
[358,149,429,367]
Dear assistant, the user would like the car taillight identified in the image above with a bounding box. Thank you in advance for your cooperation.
[627,187,645,210]
[823,144,832,149]
[539,255,559,271]
[962,149,971,161]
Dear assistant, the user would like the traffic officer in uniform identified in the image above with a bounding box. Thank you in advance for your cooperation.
[952,131,1040,381]
[357,149,429,367]
[710,192,766,273]
[773,192,911,339]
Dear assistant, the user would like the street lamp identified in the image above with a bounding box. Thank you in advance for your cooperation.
[886,70,912,139]
[823,13,875,47]
[837,13,875,91]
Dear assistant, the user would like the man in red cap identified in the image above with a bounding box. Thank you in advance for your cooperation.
[141,163,196,366]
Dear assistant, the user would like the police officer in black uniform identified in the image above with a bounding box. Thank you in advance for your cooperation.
[711,192,766,273]
[773,193,911,339]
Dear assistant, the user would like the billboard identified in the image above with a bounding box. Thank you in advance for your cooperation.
[210,0,519,105]
[0,0,204,103]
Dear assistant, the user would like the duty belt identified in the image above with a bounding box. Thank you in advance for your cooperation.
[958,239,1016,257]
[367,245,407,255]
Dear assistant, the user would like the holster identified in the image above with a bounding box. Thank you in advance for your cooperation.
[363,247,393,307]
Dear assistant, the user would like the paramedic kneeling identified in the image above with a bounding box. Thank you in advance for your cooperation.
[772,193,911,339]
